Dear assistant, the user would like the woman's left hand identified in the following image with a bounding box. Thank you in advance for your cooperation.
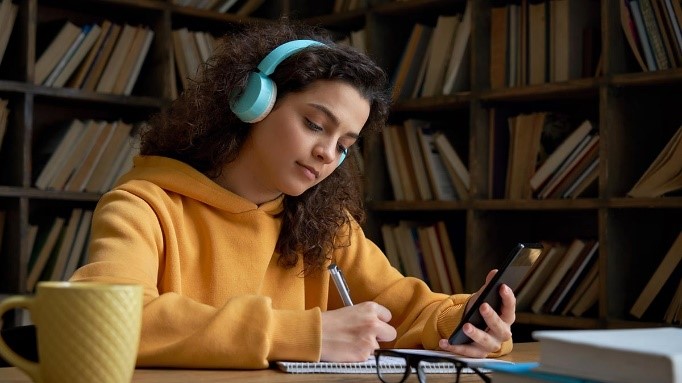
[437,269,515,358]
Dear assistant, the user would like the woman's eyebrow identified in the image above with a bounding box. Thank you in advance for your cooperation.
[308,103,360,139]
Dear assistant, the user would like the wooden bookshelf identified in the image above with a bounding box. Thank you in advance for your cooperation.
[296,0,682,331]
[0,0,680,333]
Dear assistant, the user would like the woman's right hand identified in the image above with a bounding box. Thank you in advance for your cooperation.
[320,301,396,362]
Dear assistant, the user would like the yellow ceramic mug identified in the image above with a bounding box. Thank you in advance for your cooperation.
[0,281,143,383]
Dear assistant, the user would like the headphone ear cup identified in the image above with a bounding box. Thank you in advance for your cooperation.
[230,71,277,123]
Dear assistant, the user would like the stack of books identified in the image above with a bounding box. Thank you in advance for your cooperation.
[485,327,682,383]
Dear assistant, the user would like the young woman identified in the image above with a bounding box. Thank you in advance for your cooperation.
[70,20,515,368]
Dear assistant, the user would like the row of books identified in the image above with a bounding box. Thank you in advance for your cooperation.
[0,0,17,67]
[621,0,682,72]
[380,220,464,295]
[390,3,471,102]
[0,99,8,152]
[630,230,682,324]
[490,0,601,89]
[490,327,681,383]
[171,0,264,15]
[516,238,600,318]
[26,209,94,292]
[34,118,139,193]
[383,119,470,201]
[35,20,154,95]
[173,28,218,92]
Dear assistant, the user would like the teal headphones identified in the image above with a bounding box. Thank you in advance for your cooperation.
[230,39,325,123]
[230,39,347,166]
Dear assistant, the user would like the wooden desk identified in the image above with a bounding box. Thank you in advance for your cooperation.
[0,342,538,382]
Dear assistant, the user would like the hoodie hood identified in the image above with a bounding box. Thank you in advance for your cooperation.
[117,155,284,216]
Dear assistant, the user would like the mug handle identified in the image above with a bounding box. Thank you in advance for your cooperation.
[0,296,41,383]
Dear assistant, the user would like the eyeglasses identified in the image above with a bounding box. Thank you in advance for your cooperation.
[373,349,491,383]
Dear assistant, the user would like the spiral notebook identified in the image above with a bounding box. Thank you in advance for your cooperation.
[276,349,514,374]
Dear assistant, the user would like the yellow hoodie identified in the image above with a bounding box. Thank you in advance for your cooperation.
[71,155,511,368]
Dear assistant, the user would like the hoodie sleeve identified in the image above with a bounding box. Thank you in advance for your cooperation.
[70,189,321,368]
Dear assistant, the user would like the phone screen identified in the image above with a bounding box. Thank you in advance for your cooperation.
[448,243,544,345]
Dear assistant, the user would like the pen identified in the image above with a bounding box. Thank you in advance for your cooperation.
[328,263,353,306]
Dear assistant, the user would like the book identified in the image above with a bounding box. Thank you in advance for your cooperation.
[0,0,18,66]
[111,26,149,95]
[390,124,419,201]
[421,14,460,97]
[628,125,682,197]
[543,240,599,314]
[48,120,106,190]
[530,120,594,191]
[34,21,82,85]
[47,208,83,281]
[415,122,458,200]
[96,24,137,93]
[533,327,682,383]
[630,0,659,70]
[26,217,66,291]
[402,120,433,200]
[639,0,671,70]
[44,24,89,86]
[489,3,509,89]
[484,361,602,382]
[564,261,599,316]
[391,23,433,102]
[551,0,599,81]
[530,239,587,314]
[506,112,546,199]
[538,135,600,199]
[51,23,102,88]
[68,20,112,88]
[380,224,402,272]
[276,348,512,374]
[417,225,444,292]
[528,0,548,85]
[442,0,471,94]
[83,121,134,193]
[82,22,122,92]
[0,98,8,150]
[515,241,566,311]
[435,221,464,293]
[63,121,116,192]
[630,231,682,318]
[61,210,93,280]
[433,131,470,199]
[34,119,86,190]
[620,0,649,71]
[122,27,153,95]
[424,224,453,294]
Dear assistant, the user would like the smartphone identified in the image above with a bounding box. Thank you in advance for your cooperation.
[448,242,544,345]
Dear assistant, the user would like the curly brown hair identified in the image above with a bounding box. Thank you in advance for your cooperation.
[140,19,390,274]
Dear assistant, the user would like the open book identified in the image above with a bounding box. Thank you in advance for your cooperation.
[276,348,514,374]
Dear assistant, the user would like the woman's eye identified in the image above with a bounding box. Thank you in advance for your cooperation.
[305,118,323,131]
[338,145,349,155]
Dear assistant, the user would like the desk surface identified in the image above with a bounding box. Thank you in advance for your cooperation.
[0,342,538,382]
